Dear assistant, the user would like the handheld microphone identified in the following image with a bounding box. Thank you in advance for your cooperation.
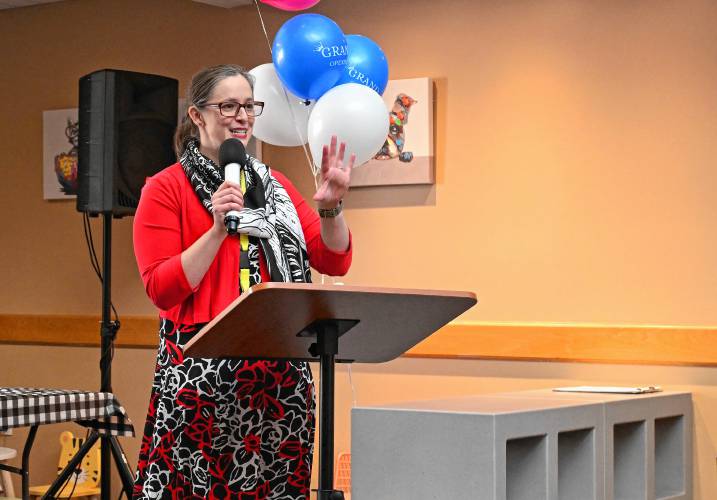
[218,138,248,235]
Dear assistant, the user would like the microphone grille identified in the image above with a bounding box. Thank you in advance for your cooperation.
[218,138,247,167]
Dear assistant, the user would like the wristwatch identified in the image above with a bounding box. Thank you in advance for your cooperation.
[318,200,343,218]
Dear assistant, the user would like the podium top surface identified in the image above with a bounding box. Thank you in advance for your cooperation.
[183,283,476,363]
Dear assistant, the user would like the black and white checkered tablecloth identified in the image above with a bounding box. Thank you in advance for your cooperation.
[0,387,134,437]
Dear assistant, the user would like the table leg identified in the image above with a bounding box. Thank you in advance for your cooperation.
[22,426,38,500]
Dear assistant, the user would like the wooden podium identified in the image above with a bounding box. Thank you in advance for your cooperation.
[184,282,477,500]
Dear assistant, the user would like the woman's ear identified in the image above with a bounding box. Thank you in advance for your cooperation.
[188,105,204,128]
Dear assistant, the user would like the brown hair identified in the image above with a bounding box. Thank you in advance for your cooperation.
[174,64,255,157]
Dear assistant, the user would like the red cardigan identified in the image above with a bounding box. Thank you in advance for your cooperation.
[133,163,352,325]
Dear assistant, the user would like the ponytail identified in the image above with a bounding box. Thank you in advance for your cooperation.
[174,110,197,158]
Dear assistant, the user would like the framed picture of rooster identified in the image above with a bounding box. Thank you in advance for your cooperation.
[350,77,433,187]
[43,108,79,200]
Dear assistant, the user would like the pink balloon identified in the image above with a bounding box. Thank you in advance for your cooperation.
[260,0,320,11]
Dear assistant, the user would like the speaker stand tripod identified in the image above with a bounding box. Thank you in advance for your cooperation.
[96,213,135,499]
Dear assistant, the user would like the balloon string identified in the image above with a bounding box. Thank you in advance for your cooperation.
[253,0,274,55]
[283,88,320,180]
[253,0,319,183]
[253,0,325,285]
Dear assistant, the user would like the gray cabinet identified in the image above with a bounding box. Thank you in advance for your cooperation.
[351,390,691,500]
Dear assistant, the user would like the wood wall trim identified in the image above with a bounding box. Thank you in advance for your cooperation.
[405,322,717,366]
[1,314,716,366]
[0,314,158,349]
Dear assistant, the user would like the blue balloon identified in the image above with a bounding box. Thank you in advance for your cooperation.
[272,14,348,101]
[338,34,389,95]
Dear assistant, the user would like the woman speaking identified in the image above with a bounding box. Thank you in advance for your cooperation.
[132,64,353,499]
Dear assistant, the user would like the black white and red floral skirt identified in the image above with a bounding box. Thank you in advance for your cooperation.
[132,318,315,500]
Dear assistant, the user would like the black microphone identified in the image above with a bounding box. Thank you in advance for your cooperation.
[218,138,248,235]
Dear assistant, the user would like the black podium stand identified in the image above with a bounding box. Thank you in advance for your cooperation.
[184,283,476,500]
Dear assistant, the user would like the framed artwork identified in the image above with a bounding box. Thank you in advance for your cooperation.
[350,77,434,187]
[43,108,79,200]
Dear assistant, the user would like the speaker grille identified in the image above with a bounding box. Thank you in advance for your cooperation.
[77,69,178,217]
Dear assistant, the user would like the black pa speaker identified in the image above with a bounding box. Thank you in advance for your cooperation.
[77,69,178,217]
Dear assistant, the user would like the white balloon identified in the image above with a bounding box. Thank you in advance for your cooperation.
[308,83,389,167]
[249,63,314,147]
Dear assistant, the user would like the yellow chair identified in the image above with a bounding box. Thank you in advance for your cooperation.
[29,431,100,500]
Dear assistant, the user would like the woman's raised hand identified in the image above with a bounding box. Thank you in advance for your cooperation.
[313,135,355,210]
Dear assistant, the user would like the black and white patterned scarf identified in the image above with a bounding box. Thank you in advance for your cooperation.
[180,140,313,288]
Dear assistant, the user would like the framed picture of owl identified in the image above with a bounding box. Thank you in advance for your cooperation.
[43,108,79,200]
[350,77,434,187]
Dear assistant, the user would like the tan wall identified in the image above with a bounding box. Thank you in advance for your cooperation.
[2,0,717,497]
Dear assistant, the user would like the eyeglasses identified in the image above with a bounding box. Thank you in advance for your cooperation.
[201,100,265,118]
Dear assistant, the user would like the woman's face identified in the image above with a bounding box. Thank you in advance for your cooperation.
[190,74,255,163]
